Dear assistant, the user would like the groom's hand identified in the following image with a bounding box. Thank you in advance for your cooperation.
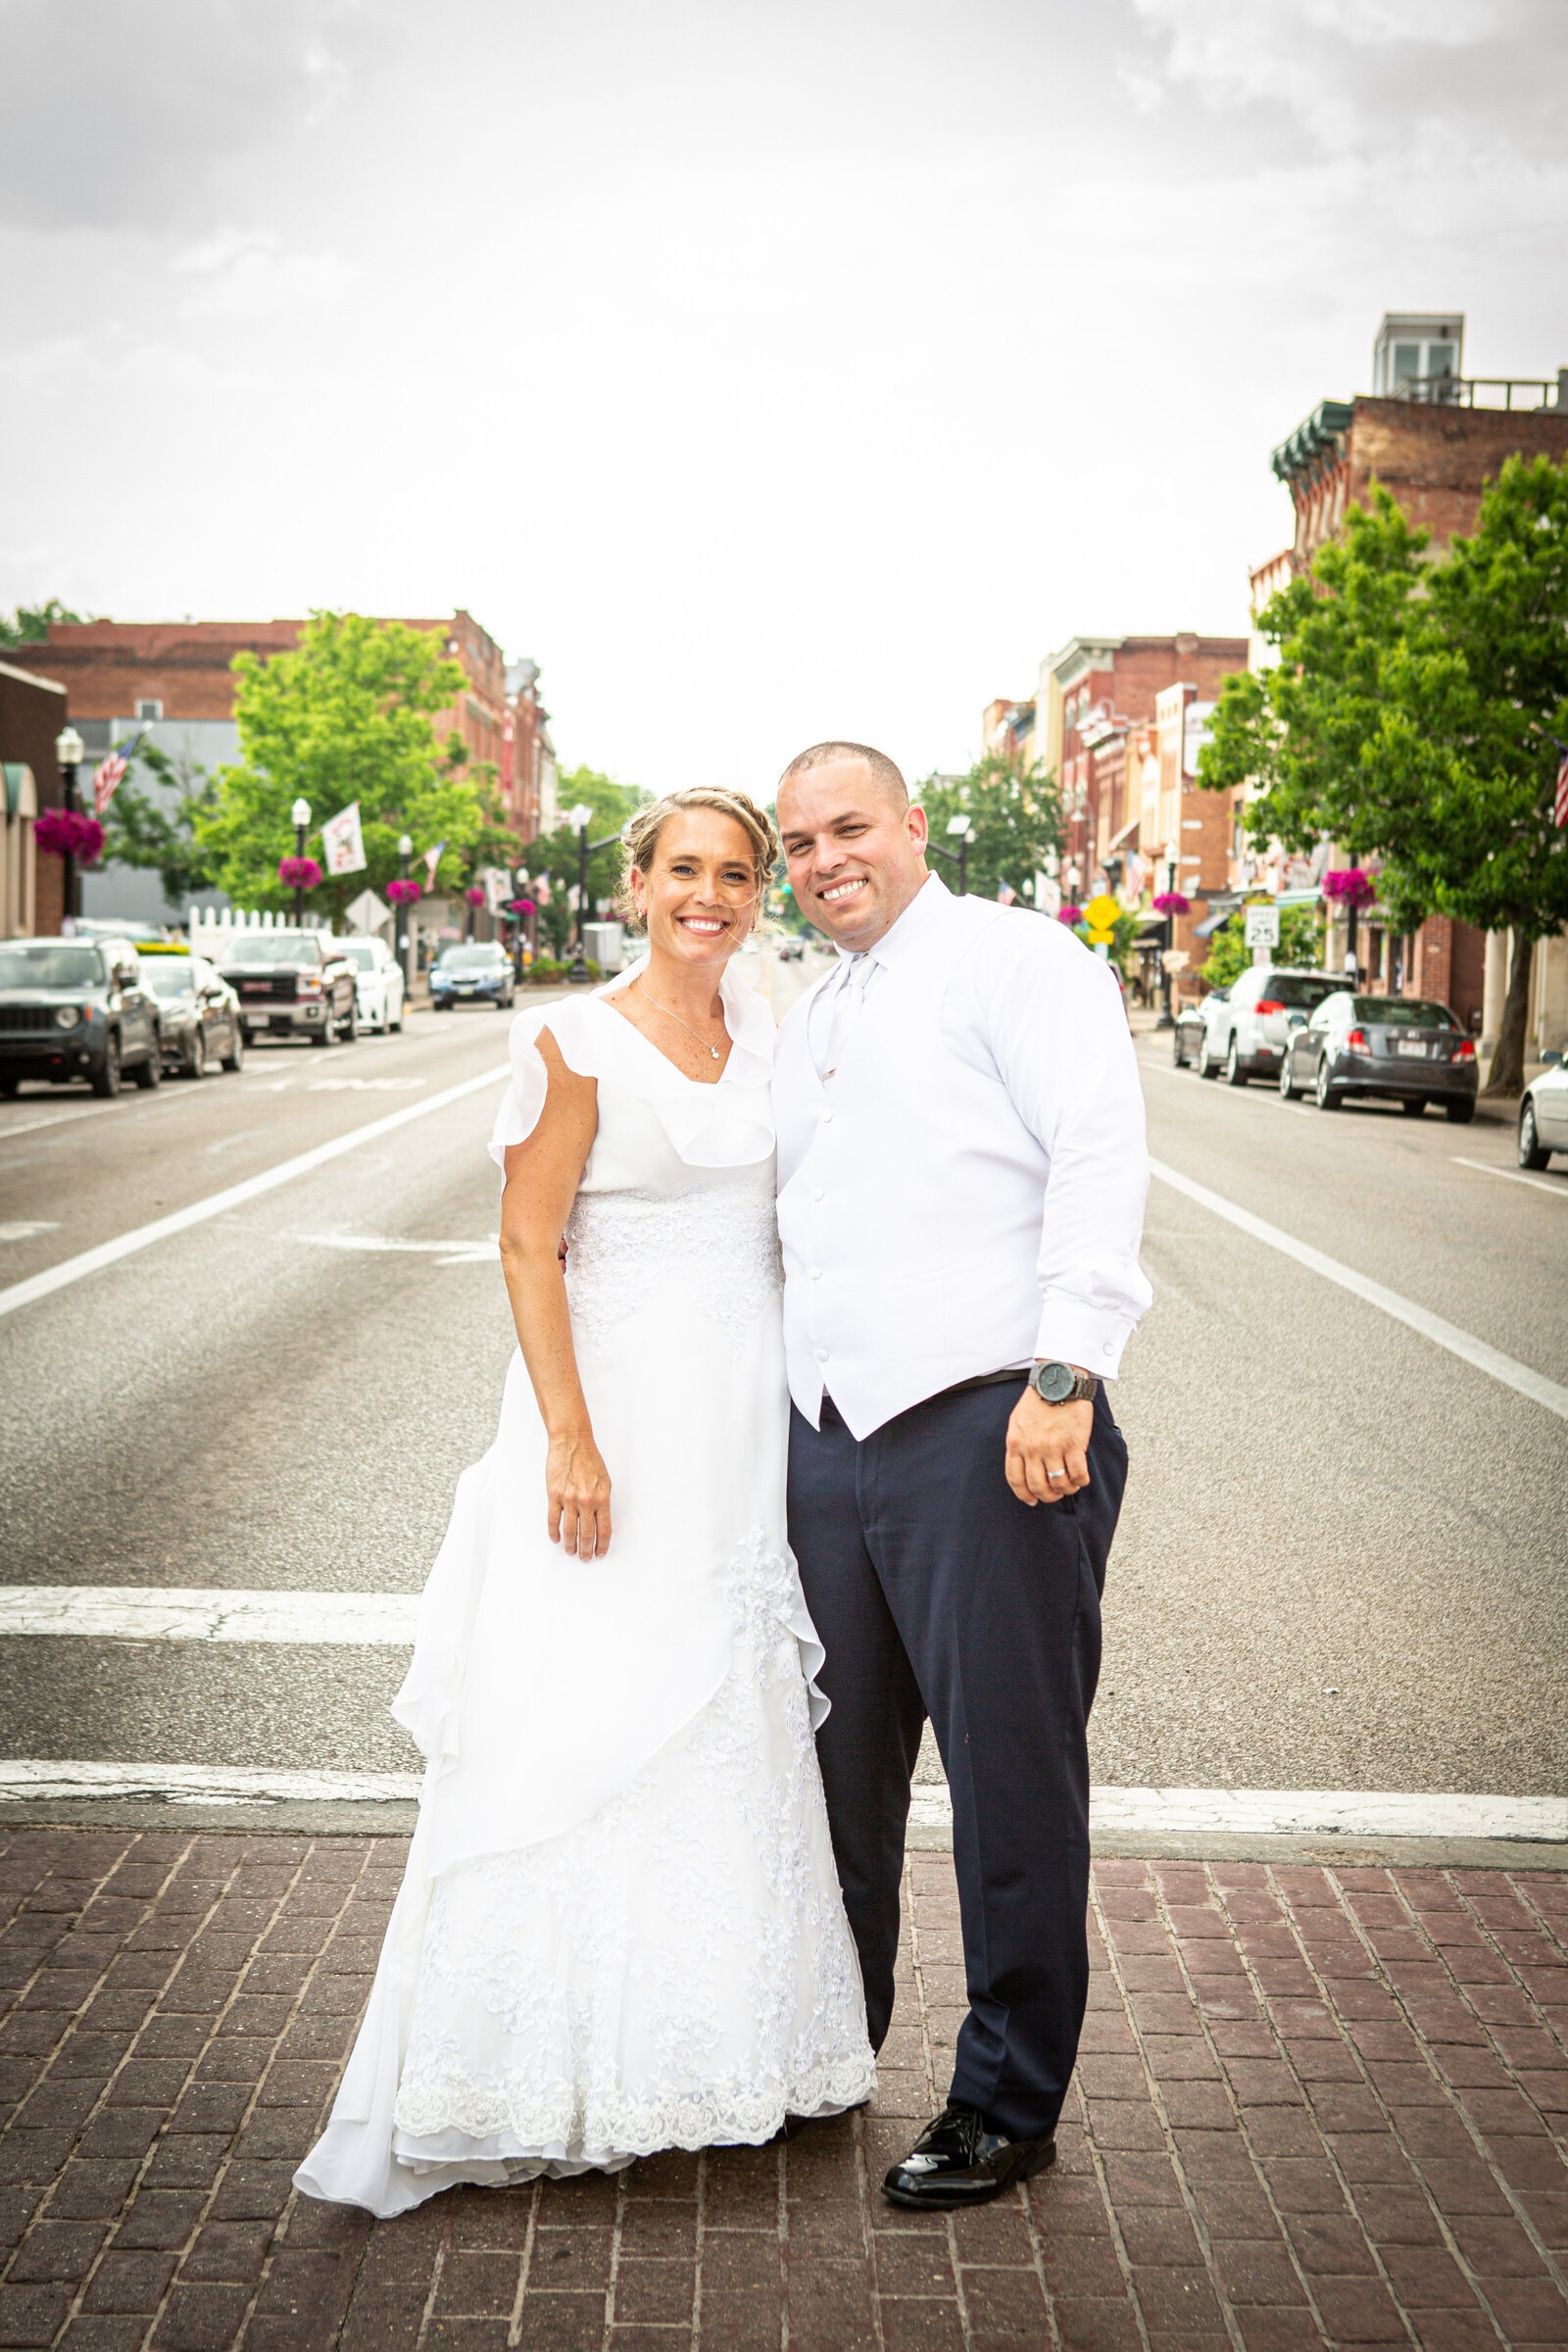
[1005,1387,1093,1506]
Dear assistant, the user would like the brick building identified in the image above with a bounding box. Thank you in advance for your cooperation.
[0,662,68,938]
[504,660,559,845]
[1037,633,1249,968]
[4,612,515,929]
[980,697,1037,767]
[1259,313,1568,1042]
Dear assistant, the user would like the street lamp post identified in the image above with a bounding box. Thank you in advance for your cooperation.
[929,812,976,896]
[1156,850,1178,1030]
[566,805,621,985]
[290,799,312,925]
[55,727,84,934]
[397,834,415,992]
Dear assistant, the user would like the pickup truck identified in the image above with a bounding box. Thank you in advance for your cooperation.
[218,929,359,1047]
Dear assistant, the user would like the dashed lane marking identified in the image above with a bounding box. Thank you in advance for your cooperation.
[0,1062,510,1321]
[296,1232,498,1265]
[1149,1155,1568,1420]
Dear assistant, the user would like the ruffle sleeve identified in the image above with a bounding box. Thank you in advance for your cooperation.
[486,1000,599,1169]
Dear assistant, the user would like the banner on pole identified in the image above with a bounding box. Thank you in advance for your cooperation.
[92,730,147,817]
[1556,753,1568,830]
[422,839,446,890]
[320,802,368,876]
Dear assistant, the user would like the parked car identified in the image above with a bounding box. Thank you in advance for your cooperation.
[1196,965,1345,1084]
[336,935,406,1033]
[217,930,358,1046]
[1279,992,1477,1120]
[1173,989,1223,1066]
[137,947,245,1077]
[1517,1052,1568,1168]
[0,935,163,1098]
[430,941,516,1010]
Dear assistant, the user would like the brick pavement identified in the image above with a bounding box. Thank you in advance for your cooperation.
[0,1829,1565,2349]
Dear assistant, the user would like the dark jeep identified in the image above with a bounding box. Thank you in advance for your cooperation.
[0,936,163,1098]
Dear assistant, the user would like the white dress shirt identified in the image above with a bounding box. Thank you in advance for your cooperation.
[773,873,1151,1439]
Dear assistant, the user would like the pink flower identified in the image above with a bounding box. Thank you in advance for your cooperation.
[1152,891,1190,915]
[34,809,104,862]
[1322,867,1376,907]
[465,886,486,906]
[277,856,323,889]
[386,877,422,906]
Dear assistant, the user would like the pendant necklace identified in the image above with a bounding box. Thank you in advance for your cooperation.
[635,978,725,1060]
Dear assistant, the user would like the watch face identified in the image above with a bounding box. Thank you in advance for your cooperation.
[1038,1361,1074,1402]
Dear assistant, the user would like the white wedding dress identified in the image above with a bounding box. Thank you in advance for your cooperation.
[295,960,875,2217]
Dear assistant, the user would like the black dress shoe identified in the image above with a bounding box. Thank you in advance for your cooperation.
[882,2103,1056,2211]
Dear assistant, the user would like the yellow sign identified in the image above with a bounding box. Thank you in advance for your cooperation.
[1083,894,1120,932]
[1086,929,1116,948]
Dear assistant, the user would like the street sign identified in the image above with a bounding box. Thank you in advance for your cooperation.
[1244,904,1281,949]
[344,888,388,934]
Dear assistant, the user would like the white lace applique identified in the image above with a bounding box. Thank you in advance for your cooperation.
[564,1186,783,1359]
[391,1529,875,2164]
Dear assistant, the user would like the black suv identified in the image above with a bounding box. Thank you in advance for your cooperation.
[0,936,164,1098]
[218,929,358,1046]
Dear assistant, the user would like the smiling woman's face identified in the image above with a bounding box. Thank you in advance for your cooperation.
[632,808,759,968]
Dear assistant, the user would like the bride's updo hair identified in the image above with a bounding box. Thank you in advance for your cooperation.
[618,788,781,931]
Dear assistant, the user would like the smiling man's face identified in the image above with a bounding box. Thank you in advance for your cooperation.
[777,759,930,953]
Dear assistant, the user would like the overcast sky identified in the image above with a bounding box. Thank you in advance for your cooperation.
[3,0,1565,794]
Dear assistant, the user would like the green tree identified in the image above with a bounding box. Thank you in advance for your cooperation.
[196,612,506,928]
[913,754,1063,903]
[100,743,221,906]
[1200,460,1568,1093]
[521,766,646,956]
[0,597,87,647]
[1200,902,1325,990]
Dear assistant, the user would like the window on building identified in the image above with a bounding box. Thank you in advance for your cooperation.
[1392,342,1421,385]
[1425,342,1456,381]
[135,699,163,721]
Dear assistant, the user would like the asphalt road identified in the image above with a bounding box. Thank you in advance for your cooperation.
[1,958,1563,1808]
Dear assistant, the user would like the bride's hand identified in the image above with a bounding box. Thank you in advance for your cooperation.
[547,1432,612,1559]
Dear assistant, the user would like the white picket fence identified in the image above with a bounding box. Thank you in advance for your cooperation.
[189,906,326,956]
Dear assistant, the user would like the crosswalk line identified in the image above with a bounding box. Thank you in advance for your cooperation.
[0,1588,418,1642]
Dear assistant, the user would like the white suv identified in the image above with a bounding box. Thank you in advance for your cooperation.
[337,935,406,1034]
[1198,965,1344,1085]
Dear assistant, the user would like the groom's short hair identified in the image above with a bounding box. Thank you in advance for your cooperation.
[777,740,907,809]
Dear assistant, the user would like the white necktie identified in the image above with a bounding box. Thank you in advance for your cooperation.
[817,953,875,1081]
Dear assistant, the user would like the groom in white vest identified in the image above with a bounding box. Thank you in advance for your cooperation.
[773,741,1151,2210]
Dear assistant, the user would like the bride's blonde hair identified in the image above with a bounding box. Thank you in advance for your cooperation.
[618,788,780,932]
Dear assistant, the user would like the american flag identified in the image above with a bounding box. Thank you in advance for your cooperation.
[996,880,1016,905]
[1557,752,1568,831]
[92,731,146,816]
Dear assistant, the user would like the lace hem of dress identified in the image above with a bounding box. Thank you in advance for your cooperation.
[392,2054,877,2161]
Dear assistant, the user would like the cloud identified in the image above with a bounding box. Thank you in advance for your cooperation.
[172,229,355,320]
[0,0,389,232]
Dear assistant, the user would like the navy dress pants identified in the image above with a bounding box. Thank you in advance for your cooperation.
[788,1381,1128,2142]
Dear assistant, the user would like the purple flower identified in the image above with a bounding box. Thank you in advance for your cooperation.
[34,809,104,862]
[277,856,323,889]
[1152,891,1190,916]
[1322,868,1376,907]
[386,877,422,906]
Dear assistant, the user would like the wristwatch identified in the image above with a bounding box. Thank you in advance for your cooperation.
[1029,1360,1099,1405]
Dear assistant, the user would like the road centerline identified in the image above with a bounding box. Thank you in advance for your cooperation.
[1149,1154,1568,1419]
[0,1062,511,1320]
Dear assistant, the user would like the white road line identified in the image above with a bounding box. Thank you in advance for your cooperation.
[909,1786,1568,1843]
[0,1588,418,1642]
[0,1760,423,1805]
[0,1758,1557,1838]
[1149,1155,1568,1420]
[297,1233,498,1265]
[1452,1155,1567,1200]
[0,1062,510,1321]
[0,1222,60,1242]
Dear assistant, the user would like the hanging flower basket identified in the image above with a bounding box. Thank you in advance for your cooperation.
[1321,867,1376,908]
[1056,906,1084,926]
[34,809,104,863]
[465,886,486,907]
[506,898,536,916]
[386,877,422,906]
[277,856,323,890]
[1152,891,1190,916]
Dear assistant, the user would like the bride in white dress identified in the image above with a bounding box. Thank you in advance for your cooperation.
[296,787,875,2217]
